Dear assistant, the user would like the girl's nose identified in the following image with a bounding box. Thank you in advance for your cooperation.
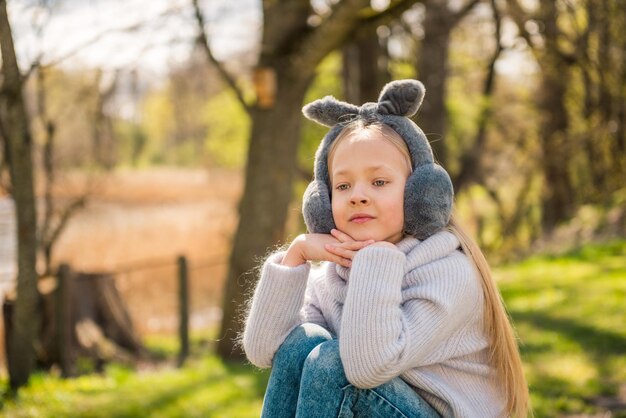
[350,197,369,205]
[349,186,369,205]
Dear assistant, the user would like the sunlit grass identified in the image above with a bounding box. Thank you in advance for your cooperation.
[0,330,270,418]
[0,240,624,417]
[497,239,626,417]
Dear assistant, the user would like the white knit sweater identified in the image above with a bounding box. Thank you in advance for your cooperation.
[243,231,506,418]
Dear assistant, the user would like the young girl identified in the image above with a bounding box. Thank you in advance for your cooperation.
[242,80,530,418]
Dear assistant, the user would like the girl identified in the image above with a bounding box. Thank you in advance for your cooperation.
[242,80,530,418]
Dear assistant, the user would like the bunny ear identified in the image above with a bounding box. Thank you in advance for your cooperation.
[377,80,425,117]
[302,96,360,127]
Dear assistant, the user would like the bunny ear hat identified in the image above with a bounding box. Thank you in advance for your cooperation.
[301,79,454,240]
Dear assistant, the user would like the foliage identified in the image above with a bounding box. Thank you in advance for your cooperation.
[203,89,250,168]
[25,67,102,169]
[299,52,344,175]
[113,49,251,169]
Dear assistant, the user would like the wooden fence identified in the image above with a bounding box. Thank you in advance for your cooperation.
[2,252,227,377]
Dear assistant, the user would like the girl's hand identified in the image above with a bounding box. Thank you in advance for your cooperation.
[329,228,354,243]
[325,228,381,263]
[329,228,397,253]
[281,233,373,268]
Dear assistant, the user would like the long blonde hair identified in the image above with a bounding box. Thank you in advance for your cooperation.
[329,121,531,417]
[447,214,531,418]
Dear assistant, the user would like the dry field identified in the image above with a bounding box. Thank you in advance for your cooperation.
[52,168,243,334]
[1,168,243,368]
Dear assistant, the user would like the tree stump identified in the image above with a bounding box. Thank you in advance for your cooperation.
[3,269,146,376]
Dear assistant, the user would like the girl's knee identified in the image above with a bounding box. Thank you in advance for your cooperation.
[274,323,333,366]
[302,340,345,380]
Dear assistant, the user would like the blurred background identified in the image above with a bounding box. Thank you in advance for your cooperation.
[0,0,624,417]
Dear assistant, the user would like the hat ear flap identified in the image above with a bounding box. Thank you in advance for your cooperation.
[302,180,335,233]
[404,164,453,239]
[303,96,360,127]
[377,80,425,118]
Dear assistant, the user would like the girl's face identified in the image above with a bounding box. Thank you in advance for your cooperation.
[329,129,411,244]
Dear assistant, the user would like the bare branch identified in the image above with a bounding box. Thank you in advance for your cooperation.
[40,195,87,278]
[191,0,250,113]
[358,0,421,27]
[29,4,184,73]
[504,0,538,51]
[292,0,421,75]
[36,67,56,257]
[454,0,505,191]
[451,0,482,25]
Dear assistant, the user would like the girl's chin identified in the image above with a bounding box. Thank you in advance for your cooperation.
[343,228,378,242]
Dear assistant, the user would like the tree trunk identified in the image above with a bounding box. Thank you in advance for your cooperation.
[453,0,503,193]
[5,270,145,375]
[216,72,312,360]
[416,0,453,166]
[342,28,389,103]
[0,0,40,391]
[538,2,575,231]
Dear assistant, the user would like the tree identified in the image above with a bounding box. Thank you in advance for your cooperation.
[506,0,579,231]
[342,26,390,103]
[416,0,481,166]
[451,0,504,193]
[192,0,421,360]
[0,0,40,391]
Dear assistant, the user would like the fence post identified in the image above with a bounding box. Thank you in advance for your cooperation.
[56,263,73,377]
[177,255,189,367]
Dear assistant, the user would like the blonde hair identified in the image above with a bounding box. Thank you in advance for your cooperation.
[447,215,531,418]
[328,121,530,417]
[327,122,412,182]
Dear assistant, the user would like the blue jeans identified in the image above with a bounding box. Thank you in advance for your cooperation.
[261,323,442,418]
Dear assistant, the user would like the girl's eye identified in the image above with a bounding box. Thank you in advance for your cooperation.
[373,180,387,187]
[336,184,349,191]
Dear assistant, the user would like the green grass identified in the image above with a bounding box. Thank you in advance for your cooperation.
[0,332,270,418]
[0,240,624,417]
[497,240,626,417]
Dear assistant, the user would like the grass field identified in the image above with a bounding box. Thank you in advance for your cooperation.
[498,240,626,417]
[1,240,624,417]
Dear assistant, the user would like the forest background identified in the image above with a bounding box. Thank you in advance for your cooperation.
[0,0,625,416]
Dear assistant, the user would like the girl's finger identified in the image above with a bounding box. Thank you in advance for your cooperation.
[330,228,354,243]
[326,251,351,267]
[334,240,374,251]
[326,244,356,260]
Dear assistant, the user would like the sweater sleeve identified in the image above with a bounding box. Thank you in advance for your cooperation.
[339,245,480,388]
[242,251,310,368]
[300,268,329,328]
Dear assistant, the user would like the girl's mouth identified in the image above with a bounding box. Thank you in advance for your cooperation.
[350,216,374,224]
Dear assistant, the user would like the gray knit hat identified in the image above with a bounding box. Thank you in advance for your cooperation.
[301,79,453,240]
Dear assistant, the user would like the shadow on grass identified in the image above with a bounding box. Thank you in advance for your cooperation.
[512,309,626,415]
[133,362,268,418]
[510,310,626,356]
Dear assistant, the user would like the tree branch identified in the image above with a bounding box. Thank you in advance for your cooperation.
[289,0,370,74]
[41,195,87,278]
[454,0,505,191]
[31,5,181,72]
[358,0,421,27]
[504,0,538,51]
[292,0,421,75]
[451,0,482,26]
[191,0,250,113]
